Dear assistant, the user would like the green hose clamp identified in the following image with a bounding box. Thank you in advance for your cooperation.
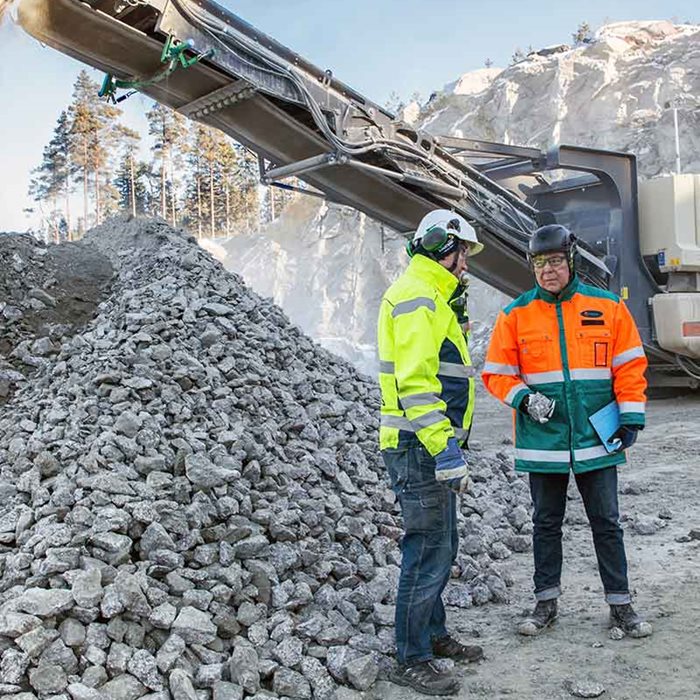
[99,34,214,103]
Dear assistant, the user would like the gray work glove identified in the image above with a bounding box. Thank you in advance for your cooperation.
[522,392,556,424]
[434,437,470,494]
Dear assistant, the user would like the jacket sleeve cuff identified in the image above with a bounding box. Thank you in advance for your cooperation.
[509,387,531,411]
[619,412,645,428]
[617,400,645,428]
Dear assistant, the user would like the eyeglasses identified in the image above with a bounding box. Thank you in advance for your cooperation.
[532,254,567,270]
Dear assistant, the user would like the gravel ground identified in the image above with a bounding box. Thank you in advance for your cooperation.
[374,390,700,700]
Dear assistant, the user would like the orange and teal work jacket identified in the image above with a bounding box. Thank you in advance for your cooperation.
[377,254,476,456]
[482,275,647,474]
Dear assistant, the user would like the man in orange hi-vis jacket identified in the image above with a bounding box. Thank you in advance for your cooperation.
[482,224,652,639]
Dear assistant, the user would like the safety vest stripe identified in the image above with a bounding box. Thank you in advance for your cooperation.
[574,445,610,461]
[619,401,645,414]
[612,345,645,368]
[520,369,613,384]
[410,409,448,430]
[569,368,612,381]
[515,447,570,462]
[483,361,520,376]
[391,297,436,318]
[522,370,565,384]
[515,445,614,463]
[380,415,413,431]
[437,362,475,378]
[380,416,470,441]
[400,392,441,409]
[379,361,474,381]
[381,412,446,432]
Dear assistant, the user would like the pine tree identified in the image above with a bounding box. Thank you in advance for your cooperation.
[182,123,206,237]
[113,126,144,215]
[114,154,151,216]
[199,125,220,236]
[68,71,98,233]
[52,111,73,239]
[233,145,260,234]
[28,111,73,242]
[99,178,121,220]
[68,70,122,233]
[146,103,188,224]
[216,136,238,237]
[168,118,188,226]
[218,140,260,236]
[92,103,124,224]
[181,123,221,236]
[573,22,593,45]
[27,163,61,243]
[180,124,262,238]
[511,47,525,65]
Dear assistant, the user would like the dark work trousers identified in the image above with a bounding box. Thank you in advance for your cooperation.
[529,466,631,604]
[382,439,458,665]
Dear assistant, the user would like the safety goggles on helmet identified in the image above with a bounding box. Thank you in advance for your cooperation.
[420,220,475,257]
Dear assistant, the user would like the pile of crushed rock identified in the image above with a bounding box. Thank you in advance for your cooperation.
[0,217,531,700]
[0,232,113,402]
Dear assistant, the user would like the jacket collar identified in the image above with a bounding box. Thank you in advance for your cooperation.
[535,273,580,303]
[408,253,459,300]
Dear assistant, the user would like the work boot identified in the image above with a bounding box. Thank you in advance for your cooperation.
[518,598,558,636]
[390,660,460,696]
[432,634,484,662]
[609,603,653,638]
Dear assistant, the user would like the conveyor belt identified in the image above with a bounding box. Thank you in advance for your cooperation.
[15,0,700,384]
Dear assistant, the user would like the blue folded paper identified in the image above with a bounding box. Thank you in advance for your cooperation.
[589,401,622,453]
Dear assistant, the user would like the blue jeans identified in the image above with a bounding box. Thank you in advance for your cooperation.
[529,466,631,604]
[382,439,457,665]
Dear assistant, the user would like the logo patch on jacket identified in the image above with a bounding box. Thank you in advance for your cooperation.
[581,309,605,326]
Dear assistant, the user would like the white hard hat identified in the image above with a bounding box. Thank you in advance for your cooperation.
[413,209,484,256]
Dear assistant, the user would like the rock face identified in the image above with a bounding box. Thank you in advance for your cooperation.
[221,21,699,374]
[221,199,509,376]
[0,217,532,697]
[420,22,700,178]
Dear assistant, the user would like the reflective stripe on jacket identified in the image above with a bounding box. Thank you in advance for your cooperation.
[378,254,476,456]
[482,275,647,474]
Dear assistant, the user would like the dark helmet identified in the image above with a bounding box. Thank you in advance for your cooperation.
[528,224,577,269]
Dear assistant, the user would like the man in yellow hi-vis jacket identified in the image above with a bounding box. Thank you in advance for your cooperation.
[378,209,484,696]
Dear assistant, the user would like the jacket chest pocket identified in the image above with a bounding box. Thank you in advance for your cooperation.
[518,332,554,369]
[576,328,612,367]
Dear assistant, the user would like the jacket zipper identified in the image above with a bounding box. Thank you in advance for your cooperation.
[555,301,575,470]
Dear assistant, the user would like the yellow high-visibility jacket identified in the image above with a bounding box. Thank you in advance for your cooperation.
[377,254,476,456]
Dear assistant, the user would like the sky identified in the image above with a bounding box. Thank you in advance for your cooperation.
[0,0,696,232]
